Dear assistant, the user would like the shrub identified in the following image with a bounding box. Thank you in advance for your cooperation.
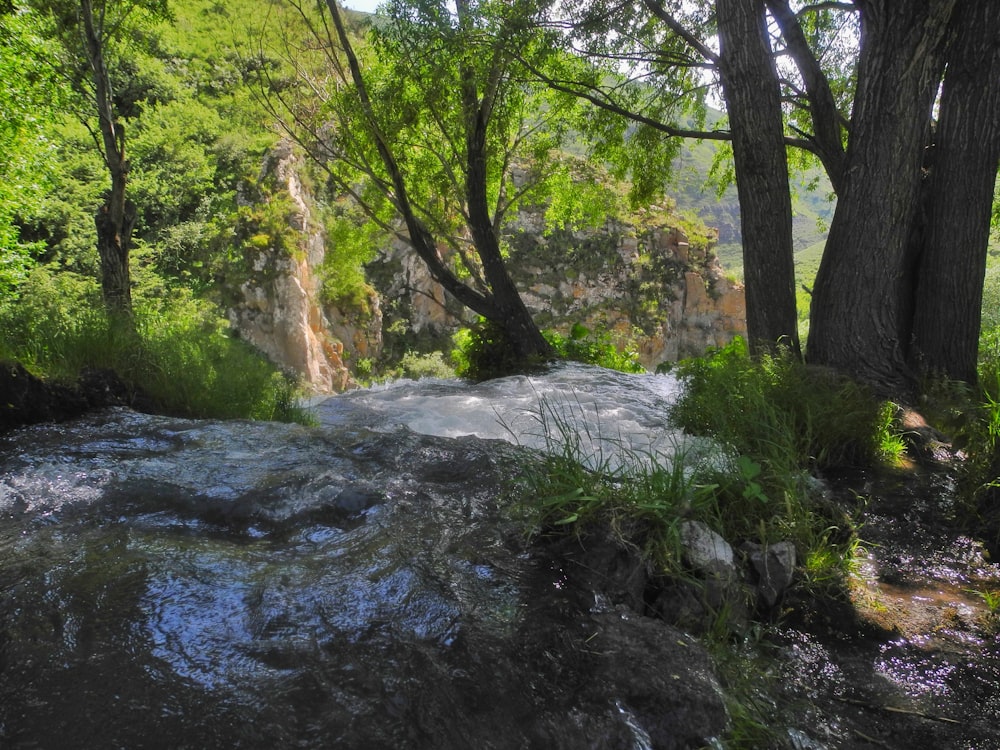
[544,322,645,374]
[451,318,550,381]
[399,351,454,380]
[452,318,644,381]
[669,337,903,473]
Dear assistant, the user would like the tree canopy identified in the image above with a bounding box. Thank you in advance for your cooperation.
[544,0,1000,392]
[251,0,658,367]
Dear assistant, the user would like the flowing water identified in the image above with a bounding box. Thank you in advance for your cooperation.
[1,362,999,749]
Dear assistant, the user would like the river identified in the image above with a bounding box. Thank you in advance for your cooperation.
[1,363,998,748]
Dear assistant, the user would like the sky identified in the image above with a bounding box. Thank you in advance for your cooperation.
[343,0,382,12]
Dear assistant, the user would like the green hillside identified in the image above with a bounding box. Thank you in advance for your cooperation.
[668,132,835,281]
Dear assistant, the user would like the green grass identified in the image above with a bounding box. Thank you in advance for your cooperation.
[0,266,310,423]
[513,337,904,632]
[508,341,898,750]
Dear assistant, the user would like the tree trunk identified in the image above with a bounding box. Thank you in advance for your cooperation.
[908,0,1000,384]
[81,0,134,319]
[463,92,552,361]
[95,197,136,316]
[806,0,955,394]
[716,0,799,355]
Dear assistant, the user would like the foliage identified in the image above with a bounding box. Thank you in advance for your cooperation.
[669,337,904,472]
[0,9,64,295]
[398,351,454,380]
[451,317,551,381]
[543,323,644,373]
[541,158,624,232]
[938,326,1000,548]
[512,379,859,594]
[319,202,381,313]
[0,265,308,422]
[452,318,645,380]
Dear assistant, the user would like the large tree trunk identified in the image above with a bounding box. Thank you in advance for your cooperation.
[806,0,956,394]
[716,0,799,356]
[908,0,1000,384]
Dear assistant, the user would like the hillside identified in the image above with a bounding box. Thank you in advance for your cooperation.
[668,132,835,280]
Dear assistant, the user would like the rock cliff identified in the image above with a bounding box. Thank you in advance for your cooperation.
[367,211,746,373]
[227,142,352,393]
[229,143,746,390]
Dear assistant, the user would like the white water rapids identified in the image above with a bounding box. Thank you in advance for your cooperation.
[316,362,694,470]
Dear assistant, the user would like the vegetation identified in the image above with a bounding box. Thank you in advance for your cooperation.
[520,337,901,599]
[0,0,311,421]
[451,319,644,380]
[0,266,308,421]
[549,0,1000,393]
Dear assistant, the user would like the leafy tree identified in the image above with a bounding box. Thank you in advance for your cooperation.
[0,9,63,297]
[23,0,172,318]
[251,0,634,371]
[550,0,1000,393]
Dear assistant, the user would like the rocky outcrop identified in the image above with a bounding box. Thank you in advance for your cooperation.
[509,217,745,371]
[227,144,746,389]
[363,216,746,374]
[227,141,352,393]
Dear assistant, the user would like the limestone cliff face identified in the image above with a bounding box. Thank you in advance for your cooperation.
[227,144,745,389]
[506,215,746,371]
[227,141,351,393]
[366,214,746,373]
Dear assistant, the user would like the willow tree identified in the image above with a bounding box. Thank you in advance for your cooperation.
[26,0,170,318]
[253,0,624,369]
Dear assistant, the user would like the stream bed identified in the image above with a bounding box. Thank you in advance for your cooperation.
[1,363,999,748]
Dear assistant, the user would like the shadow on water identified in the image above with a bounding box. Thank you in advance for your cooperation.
[773,466,1000,750]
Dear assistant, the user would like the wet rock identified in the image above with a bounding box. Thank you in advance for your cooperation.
[539,523,651,613]
[680,520,736,578]
[740,540,797,609]
[0,361,139,433]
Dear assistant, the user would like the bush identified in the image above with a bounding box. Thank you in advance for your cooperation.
[399,351,454,380]
[544,323,645,373]
[451,318,549,380]
[133,295,308,421]
[452,318,644,380]
[669,337,903,473]
[945,325,1000,552]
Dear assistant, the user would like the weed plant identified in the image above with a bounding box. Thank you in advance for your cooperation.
[510,396,714,575]
[509,385,857,589]
[0,267,309,422]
